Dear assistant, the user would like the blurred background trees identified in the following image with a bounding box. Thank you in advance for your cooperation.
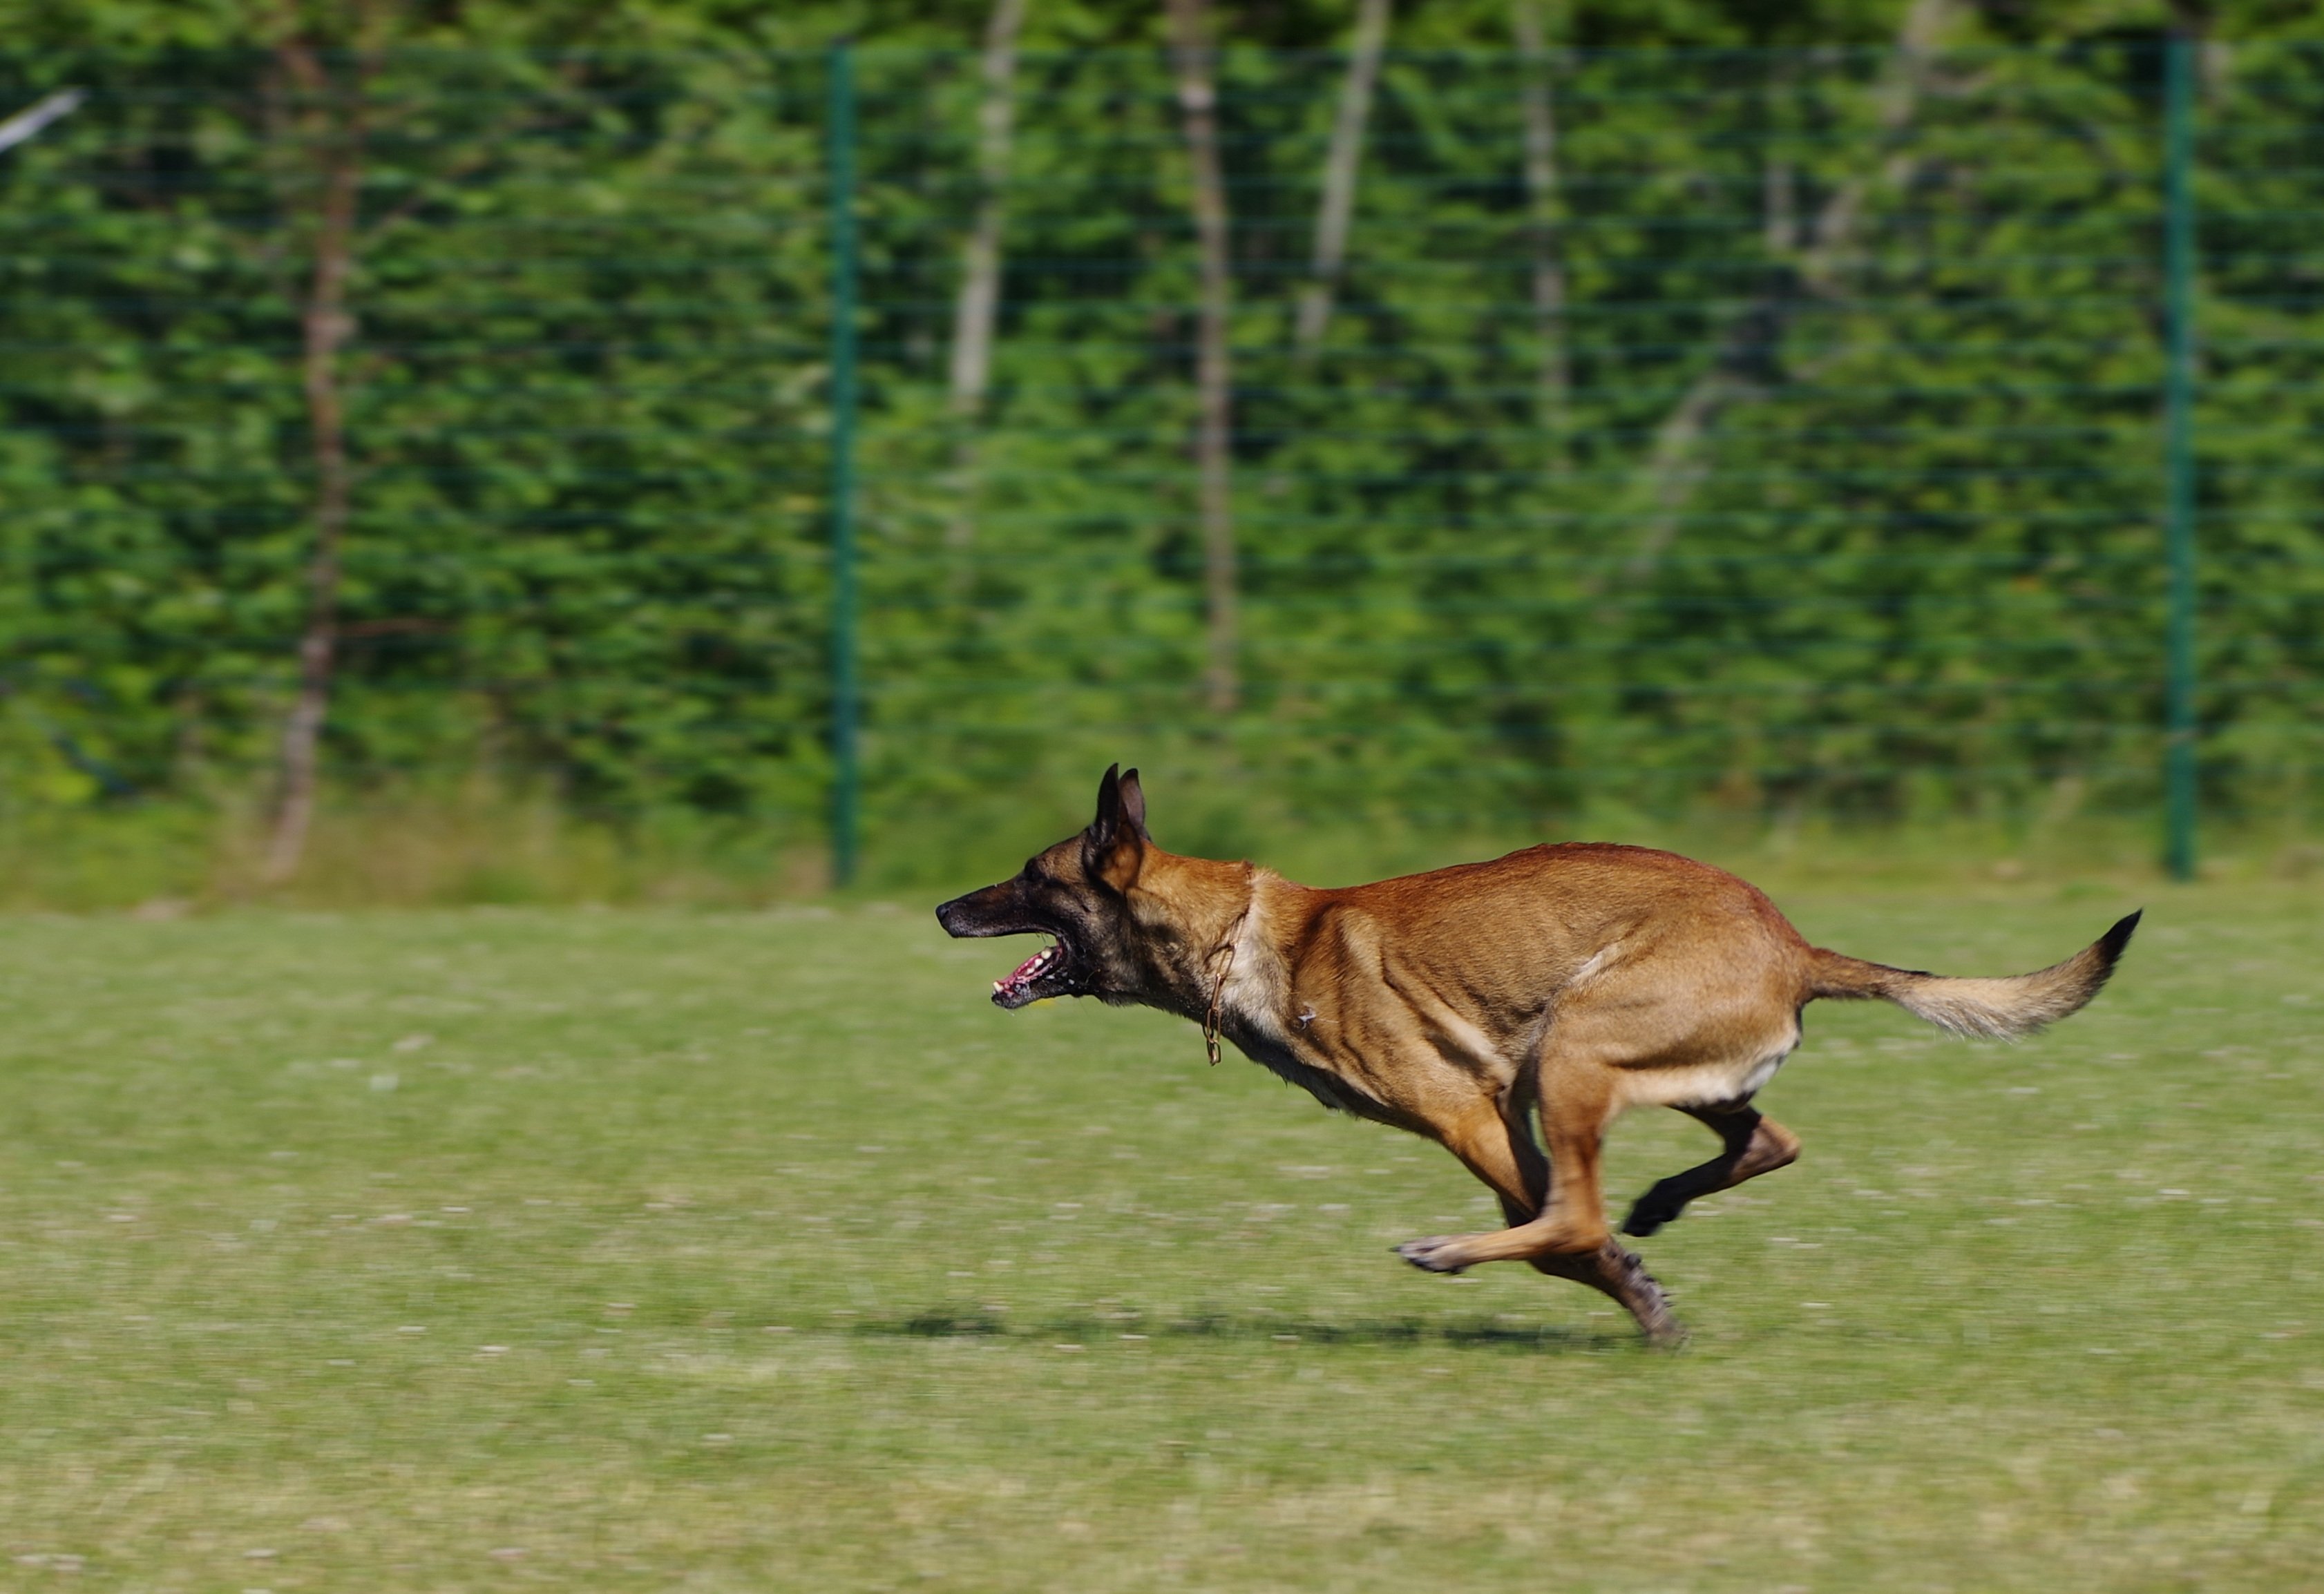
[2,1,2320,898]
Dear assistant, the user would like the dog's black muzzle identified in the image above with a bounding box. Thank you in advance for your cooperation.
[936,884,1084,1008]
[935,885,1018,939]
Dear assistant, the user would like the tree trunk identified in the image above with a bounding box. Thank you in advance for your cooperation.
[0,88,84,155]
[1512,1,1567,451]
[1616,0,1955,584]
[1796,0,1952,293]
[1293,0,1391,352]
[263,39,370,885]
[944,0,1029,559]
[949,0,1027,415]
[1763,142,1797,256]
[1167,0,1238,716]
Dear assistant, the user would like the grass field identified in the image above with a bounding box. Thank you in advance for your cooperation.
[1,883,2318,1591]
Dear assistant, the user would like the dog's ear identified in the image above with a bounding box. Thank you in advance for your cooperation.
[1118,767,1147,838]
[1084,763,1146,891]
[1089,763,1124,847]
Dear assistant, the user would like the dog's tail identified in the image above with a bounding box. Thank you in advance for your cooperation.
[1804,910,2141,1041]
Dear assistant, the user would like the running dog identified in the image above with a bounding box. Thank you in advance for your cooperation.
[935,766,2139,1342]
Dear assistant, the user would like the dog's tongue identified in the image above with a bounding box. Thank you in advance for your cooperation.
[993,943,1060,1001]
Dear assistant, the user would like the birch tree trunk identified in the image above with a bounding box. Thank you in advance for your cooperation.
[1764,157,1798,253]
[263,38,371,885]
[1617,0,1956,583]
[944,0,1029,556]
[1293,0,1391,352]
[0,89,84,155]
[1167,0,1238,716]
[949,0,1026,414]
[1512,1,1567,450]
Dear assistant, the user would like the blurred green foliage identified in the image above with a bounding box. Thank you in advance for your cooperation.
[0,44,836,826]
[1,1,2321,891]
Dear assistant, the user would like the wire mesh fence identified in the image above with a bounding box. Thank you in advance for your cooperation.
[2,41,2320,883]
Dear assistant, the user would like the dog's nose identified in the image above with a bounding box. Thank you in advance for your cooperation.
[935,898,965,936]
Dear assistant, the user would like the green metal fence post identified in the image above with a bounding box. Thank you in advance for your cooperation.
[2162,32,2199,882]
[827,43,862,889]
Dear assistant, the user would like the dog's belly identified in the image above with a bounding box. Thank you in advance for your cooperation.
[1621,1037,1798,1110]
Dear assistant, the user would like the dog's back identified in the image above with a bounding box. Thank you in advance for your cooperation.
[1321,841,1809,1010]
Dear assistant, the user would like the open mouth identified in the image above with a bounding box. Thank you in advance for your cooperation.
[991,935,1076,1010]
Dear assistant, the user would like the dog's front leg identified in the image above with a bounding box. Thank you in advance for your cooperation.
[1395,1064,1618,1271]
[1426,1100,1547,1229]
[1524,1242,1685,1345]
[1398,1099,1680,1344]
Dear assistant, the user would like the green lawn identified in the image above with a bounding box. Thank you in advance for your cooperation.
[1,887,2318,1591]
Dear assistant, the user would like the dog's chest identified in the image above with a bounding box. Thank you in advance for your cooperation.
[1227,1019,1393,1122]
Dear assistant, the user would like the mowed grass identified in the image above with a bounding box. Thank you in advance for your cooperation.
[0,887,2318,1591]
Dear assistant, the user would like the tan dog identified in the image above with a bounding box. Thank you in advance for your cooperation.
[935,767,2139,1342]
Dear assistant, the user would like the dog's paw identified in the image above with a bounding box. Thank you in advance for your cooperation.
[1394,1237,1469,1275]
[1620,1180,1685,1238]
[1599,1242,1687,1347]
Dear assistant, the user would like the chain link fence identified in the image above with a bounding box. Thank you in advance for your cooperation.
[3,40,2320,884]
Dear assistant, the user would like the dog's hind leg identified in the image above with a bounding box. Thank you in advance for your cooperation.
[1619,1104,1800,1238]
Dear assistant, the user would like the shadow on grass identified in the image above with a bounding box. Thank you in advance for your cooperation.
[846,1305,1640,1353]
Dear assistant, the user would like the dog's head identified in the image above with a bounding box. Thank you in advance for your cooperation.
[935,764,1152,1009]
